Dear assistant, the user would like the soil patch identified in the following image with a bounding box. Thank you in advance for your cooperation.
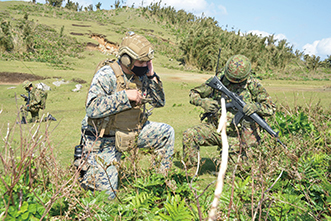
[0,72,46,85]
[86,34,119,55]
[72,24,91,27]
[72,78,87,84]
[70,32,84,36]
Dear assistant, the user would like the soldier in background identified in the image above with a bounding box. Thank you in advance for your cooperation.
[21,80,47,124]
[182,55,276,169]
[20,80,49,124]
[78,32,174,199]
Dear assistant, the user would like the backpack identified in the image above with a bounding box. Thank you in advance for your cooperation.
[36,88,48,109]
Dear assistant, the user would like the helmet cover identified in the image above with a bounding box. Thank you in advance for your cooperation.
[118,32,154,65]
[225,55,251,83]
[22,80,32,89]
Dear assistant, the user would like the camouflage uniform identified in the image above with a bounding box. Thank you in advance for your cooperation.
[80,61,174,199]
[183,68,276,165]
[21,86,45,122]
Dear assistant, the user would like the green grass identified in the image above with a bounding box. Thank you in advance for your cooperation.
[0,0,330,186]
[1,2,330,220]
[1,61,329,167]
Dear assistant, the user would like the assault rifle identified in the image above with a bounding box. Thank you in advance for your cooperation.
[20,93,30,110]
[206,72,287,149]
[20,94,29,103]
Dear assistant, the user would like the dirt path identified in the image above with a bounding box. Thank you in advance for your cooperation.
[159,72,211,83]
[0,72,46,85]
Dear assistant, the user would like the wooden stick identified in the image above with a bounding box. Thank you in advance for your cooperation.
[208,98,229,220]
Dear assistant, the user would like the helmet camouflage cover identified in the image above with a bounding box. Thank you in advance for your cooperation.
[22,80,32,89]
[118,32,154,63]
[225,55,251,83]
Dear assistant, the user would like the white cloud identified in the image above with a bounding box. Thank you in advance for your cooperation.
[303,38,331,57]
[217,5,227,15]
[125,0,208,13]
[247,30,287,42]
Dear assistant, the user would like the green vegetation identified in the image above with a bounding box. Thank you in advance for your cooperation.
[0,1,330,220]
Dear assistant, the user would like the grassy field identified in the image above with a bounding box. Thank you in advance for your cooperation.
[0,0,330,171]
[1,2,331,219]
[1,58,330,168]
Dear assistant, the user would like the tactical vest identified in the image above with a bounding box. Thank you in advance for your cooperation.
[87,60,146,139]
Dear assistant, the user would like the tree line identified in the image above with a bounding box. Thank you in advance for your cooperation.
[1,0,331,77]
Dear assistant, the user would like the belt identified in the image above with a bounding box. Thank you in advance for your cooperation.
[84,130,115,138]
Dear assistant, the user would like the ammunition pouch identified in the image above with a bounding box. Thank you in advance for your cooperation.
[115,130,138,152]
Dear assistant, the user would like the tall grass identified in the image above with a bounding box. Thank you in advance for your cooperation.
[0,98,330,220]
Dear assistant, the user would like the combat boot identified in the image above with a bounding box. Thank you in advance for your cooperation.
[21,116,27,124]
[46,114,56,121]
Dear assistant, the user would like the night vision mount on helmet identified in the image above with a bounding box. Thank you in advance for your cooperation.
[225,54,251,83]
[118,32,154,69]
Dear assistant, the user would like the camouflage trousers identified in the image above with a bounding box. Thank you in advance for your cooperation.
[182,120,260,166]
[80,121,175,199]
[20,105,40,122]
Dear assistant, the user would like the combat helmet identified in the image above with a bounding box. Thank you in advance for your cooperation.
[118,32,154,69]
[225,55,251,83]
[22,80,32,89]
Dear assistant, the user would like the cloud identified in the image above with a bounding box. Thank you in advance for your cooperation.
[303,38,331,57]
[217,5,227,15]
[125,0,208,14]
[247,30,287,42]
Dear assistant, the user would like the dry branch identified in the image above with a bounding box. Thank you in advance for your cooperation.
[208,98,229,221]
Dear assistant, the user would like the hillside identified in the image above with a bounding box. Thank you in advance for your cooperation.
[1,1,331,81]
[0,1,330,220]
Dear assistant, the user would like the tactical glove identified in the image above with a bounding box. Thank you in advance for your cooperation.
[243,102,260,116]
[200,98,219,113]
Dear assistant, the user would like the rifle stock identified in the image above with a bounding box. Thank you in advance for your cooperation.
[206,76,287,149]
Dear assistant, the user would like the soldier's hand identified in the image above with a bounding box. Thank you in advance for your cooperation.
[146,60,154,77]
[126,89,142,104]
[201,98,219,113]
[243,102,260,116]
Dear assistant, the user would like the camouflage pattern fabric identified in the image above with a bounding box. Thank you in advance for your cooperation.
[20,87,45,122]
[225,54,251,83]
[85,64,164,119]
[80,60,174,199]
[81,121,174,199]
[183,70,276,165]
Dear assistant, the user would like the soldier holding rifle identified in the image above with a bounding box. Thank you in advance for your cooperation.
[183,54,276,168]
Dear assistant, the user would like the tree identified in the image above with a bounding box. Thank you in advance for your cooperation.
[87,4,93,11]
[65,0,79,11]
[321,55,331,68]
[304,54,321,70]
[0,21,14,51]
[114,0,121,9]
[326,55,331,67]
[48,0,63,7]
[96,2,102,10]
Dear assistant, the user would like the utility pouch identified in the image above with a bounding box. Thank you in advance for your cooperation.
[115,130,137,152]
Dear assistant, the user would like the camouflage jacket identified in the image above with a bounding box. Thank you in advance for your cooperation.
[82,61,165,131]
[189,70,276,123]
[28,87,44,108]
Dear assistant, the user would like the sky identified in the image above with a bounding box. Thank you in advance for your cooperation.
[5,0,331,60]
